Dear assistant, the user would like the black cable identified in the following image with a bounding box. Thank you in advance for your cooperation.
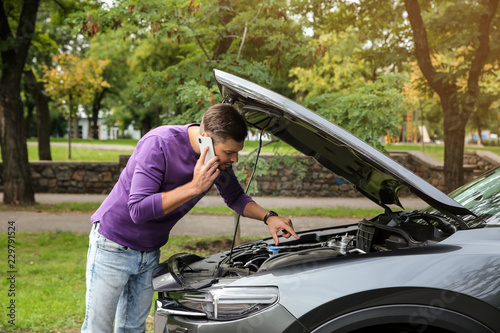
[228,128,265,264]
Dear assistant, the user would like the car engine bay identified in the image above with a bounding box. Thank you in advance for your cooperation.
[155,210,459,289]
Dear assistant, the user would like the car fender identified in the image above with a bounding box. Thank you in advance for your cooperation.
[287,287,500,333]
[306,304,494,333]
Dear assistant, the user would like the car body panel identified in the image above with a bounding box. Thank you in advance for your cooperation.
[156,302,308,333]
[214,69,471,218]
[221,228,500,318]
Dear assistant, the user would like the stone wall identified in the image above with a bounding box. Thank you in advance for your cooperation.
[21,161,120,194]
[0,150,499,196]
[243,154,361,197]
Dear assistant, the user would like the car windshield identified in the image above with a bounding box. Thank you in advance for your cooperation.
[445,166,500,228]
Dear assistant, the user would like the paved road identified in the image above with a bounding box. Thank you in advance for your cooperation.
[0,193,428,237]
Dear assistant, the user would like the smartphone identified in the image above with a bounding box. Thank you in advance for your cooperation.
[198,136,215,165]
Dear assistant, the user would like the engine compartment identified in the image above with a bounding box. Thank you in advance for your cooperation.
[168,210,456,284]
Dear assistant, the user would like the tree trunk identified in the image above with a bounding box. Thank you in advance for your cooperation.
[0,0,40,205]
[0,84,36,205]
[477,121,483,146]
[211,0,236,60]
[67,95,74,159]
[68,121,72,158]
[24,69,52,160]
[92,89,107,139]
[141,114,153,137]
[73,116,80,139]
[68,113,72,159]
[24,95,35,138]
[441,96,466,192]
[87,117,92,139]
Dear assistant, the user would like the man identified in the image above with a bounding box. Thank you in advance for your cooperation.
[81,103,298,332]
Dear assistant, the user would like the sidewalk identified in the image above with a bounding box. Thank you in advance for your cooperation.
[0,193,428,237]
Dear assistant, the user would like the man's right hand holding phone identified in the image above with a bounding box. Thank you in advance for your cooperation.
[192,146,220,193]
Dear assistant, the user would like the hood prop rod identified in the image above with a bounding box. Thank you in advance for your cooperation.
[228,128,266,265]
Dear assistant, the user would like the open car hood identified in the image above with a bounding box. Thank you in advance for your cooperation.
[214,69,472,217]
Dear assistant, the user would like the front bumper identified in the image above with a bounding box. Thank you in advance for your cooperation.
[154,299,308,333]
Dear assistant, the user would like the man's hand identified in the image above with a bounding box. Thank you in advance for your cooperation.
[266,216,299,245]
[242,202,300,245]
[192,146,220,193]
[161,146,219,215]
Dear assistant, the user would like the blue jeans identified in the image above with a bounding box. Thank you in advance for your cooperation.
[81,223,160,333]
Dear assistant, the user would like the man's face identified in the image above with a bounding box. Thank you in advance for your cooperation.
[213,138,244,170]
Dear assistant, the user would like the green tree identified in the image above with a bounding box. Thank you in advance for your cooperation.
[77,0,310,126]
[289,0,411,77]
[43,53,109,158]
[290,29,410,150]
[404,0,499,192]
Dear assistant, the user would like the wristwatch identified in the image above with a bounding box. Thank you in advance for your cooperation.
[263,211,278,225]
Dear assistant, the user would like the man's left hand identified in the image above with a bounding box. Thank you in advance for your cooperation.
[266,216,299,245]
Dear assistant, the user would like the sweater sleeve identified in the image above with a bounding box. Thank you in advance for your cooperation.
[215,167,254,216]
[127,137,166,223]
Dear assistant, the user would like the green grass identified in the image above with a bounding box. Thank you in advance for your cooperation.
[25,138,137,162]
[0,231,252,332]
[0,231,88,332]
[242,140,300,155]
[385,142,500,162]
[27,138,139,146]
[27,146,132,162]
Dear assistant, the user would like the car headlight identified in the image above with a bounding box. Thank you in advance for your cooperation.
[167,286,279,320]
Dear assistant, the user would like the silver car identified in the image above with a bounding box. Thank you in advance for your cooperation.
[153,69,500,333]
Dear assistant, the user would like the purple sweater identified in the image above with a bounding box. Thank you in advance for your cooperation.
[91,124,253,251]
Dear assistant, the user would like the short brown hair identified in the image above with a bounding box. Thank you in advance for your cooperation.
[200,104,248,143]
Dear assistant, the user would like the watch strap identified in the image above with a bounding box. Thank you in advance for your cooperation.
[263,211,278,225]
